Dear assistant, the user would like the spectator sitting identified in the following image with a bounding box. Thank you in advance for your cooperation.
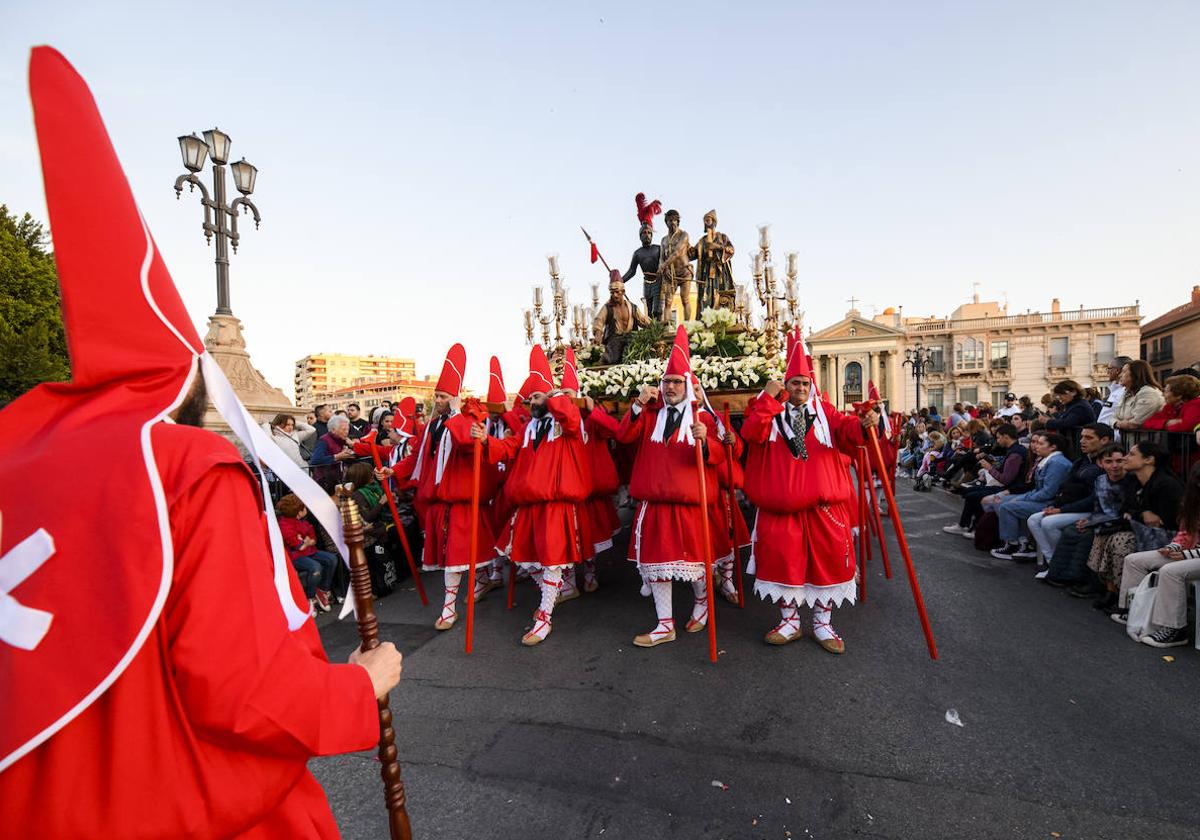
[261,412,317,469]
[1010,413,1032,446]
[1117,461,1200,647]
[1096,356,1133,426]
[942,423,1028,536]
[275,493,337,613]
[1112,360,1165,431]
[312,403,332,439]
[1026,422,1113,573]
[949,402,969,428]
[345,402,370,440]
[914,431,950,487]
[996,393,1021,418]
[310,414,357,491]
[1044,379,1097,450]
[1083,439,1183,612]
[990,432,1073,561]
[344,462,388,550]
[1044,444,1128,588]
[1141,374,1200,433]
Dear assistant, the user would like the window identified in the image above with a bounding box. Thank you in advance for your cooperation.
[1158,334,1174,362]
[955,337,983,370]
[959,386,979,404]
[928,346,946,372]
[990,341,1009,370]
[1140,343,1147,360]
[926,388,944,413]
[1049,336,1069,368]
[1096,334,1116,365]
[843,361,863,402]
[992,388,1010,407]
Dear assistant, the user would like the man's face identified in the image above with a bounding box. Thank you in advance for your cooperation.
[610,285,625,305]
[1030,435,1047,457]
[996,433,1014,448]
[528,392,549,416]
[317,406,333,422]
[703,214,715,231]
[785,376,811,406]
[640,226,653,246]
[1012,416,1027,431]
[666,215,679,233]
[1079,428,1106,456]
[433,391,452,416]
[662,376,687,406]
[347,405,360,420]
[1005,398,1015,409]
[1103,452,1127,480]
[1107,363,1122,383]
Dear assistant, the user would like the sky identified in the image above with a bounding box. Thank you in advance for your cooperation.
[2,1,1198,401]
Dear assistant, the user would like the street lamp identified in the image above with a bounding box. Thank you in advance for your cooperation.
[173,127,261,316]
[903,343,936,412]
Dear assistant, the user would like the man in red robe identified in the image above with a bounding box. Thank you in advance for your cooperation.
[0,47,402,836]
[383,343,498,632]
[473,355,524,602]
[741,328,879,653]
[475,346,590,644]
[617,326,731,647]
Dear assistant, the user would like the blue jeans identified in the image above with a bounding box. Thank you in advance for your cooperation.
[293,550,337,597]
[998,498,1047,543]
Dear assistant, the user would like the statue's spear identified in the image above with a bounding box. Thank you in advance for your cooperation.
[580,226,613,272]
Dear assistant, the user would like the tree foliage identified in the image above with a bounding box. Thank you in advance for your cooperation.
[0,204,69,402]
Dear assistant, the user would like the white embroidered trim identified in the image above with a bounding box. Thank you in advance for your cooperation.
[631,551,733,583]
[752,577,858,608]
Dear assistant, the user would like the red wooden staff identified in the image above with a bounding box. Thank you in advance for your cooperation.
[861,444,893,578]
[722,403,745,608]
[866,426,939,660]
[369,439,428,606]
[335,486,414,840]
[856,448,869,602]
[465,437,483,654]
[694,427,719,664]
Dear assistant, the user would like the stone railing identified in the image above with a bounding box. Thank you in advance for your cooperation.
[907,305,1140,334]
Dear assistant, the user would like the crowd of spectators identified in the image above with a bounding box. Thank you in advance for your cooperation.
[905,357,1200,649]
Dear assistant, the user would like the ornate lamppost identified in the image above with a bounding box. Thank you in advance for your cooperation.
[173,129,261,316]
[903,343,936,412]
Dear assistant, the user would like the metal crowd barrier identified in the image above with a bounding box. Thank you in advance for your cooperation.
[1120,429,1198,477]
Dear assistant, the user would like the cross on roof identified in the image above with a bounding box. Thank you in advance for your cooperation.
[847,296,859,311]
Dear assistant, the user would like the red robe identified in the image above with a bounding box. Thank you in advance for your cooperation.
[741,394,866,607]
[489,396,591,568]
[392,412,497,572]
[617,402,731,581]
[579,404,622,558]
[0,424,377,838]
[715,425,752,549]
[485,409,527,537]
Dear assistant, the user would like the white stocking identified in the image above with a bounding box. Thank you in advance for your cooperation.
[812,601,840,642]
[560,565,578,598]
[647,580,674,634]
[440,571,461,624]
[527,567,561,642]
[773,600,801,639]
[690,578,709,627]
[489,554,505,581]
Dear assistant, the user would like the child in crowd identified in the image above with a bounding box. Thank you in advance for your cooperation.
[276,493,338,613]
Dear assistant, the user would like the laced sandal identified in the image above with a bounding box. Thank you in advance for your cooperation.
[521,609,553,646]
[435,584,459,631]
[633,619,676,647]
[583,562,600,592]
[718,570,739,605]
[812,614,845,654]
[686,596,709,633]
[765,614,802,646]
[473,575,502,603]
[555,573,581,605]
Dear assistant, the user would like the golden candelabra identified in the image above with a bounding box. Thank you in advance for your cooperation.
[526,256,572,361]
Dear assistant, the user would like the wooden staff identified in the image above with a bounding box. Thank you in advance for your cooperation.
[465,438,483,654]
[694,426,719,664]
[866,427,939,660]
[861,443,893,579]
[722,403,745,608]
[369,439,428,606]
[856,448,868,602]
[335,486,414,840]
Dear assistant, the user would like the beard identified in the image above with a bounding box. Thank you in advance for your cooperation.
[529,402,548,419]
[175,374,209,428]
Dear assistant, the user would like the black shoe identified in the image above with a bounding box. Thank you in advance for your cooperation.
[1042,577,1069,588]
[1142,626,1189,648]
[1067,583,1099,598]
[1092,591,1118,611]
[990,543,1020,560]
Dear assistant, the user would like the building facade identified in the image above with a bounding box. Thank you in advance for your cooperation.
[293,353,416,409]
[808,297,1141,413]
[316,377,444,413]
[1140,286,1200,384]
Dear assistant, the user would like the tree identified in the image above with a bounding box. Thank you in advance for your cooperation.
[0,204,69,402]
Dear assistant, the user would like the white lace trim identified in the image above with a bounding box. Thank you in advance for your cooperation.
[632,551,734,583]
[751,577,858,608]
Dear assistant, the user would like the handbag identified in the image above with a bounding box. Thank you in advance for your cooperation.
[366,543,400,598]
[1125,571,1160,641]
[1130,520,1172,553]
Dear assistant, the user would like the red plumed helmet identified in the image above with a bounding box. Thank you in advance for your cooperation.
[635,192,662,229]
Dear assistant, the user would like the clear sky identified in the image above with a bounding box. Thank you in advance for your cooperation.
[3,1,1198,400]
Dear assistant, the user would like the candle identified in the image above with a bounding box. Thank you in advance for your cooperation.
[753,251,763,275]
[591,282,600,305]
[787,251,798,275]
[758,223,771,250]
[548,254,559,276]
[765,264,775,287]
[786,278,797,300]
[524,309,533,330]
[534,286,543,307]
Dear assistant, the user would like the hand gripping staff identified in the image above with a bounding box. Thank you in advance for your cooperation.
[866,426,939,660]
[368,439,428,606]
[335,486,414,840]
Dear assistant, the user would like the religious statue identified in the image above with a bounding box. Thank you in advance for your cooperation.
[658,209,694,322]
[592,272,651,364]
[622,223,662,320]
[691,209,735,312]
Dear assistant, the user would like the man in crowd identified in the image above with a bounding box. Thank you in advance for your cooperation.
[740,328,879,653]
[1042,444,1128,588]
[997,393,1021,418]
[1,47,402,835]
[475,346,590,645]
[617,326,732,647]
[346,402,370,440]
[313,402,332,438]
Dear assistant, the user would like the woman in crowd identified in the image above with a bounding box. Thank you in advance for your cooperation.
[914,430,951,488]
[1112,360,1165,431]
[344,461,389,551]
[1117,461,1200,647]
[261,412,317,469]
[1141,374,1200,433]
[1044,379,1096,451]
[943,423,1029,537]
[1084,440,1183,612]
[1018,395,1039,421]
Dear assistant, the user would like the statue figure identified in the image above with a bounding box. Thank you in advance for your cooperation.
[691,209,735,312]
[658,209,694,322]
[622,223,662,320]
[592,272,651,364]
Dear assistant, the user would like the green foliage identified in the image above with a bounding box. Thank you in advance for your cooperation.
[623,319,670,362]
[0,205,69,401]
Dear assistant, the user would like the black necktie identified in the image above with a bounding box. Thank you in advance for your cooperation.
[663,406,682,441]
[532,416,552,450]
[427,416,445,457]
[789,406,809,461]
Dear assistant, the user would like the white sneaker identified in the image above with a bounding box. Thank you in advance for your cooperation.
[960,530,975,539]
[1034,569,1049,580]
[942,524,969,535]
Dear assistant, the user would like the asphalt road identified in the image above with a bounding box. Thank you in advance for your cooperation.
[312,483,1200,840]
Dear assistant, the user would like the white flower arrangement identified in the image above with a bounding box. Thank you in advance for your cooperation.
[578,353,782,398]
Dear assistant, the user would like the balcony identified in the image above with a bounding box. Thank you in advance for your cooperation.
[1094,353,1117,367]
[906,305,1140,335]
[1151,350,1174,365]
[1048,355,1070,369]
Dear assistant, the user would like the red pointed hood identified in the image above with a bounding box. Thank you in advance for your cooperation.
[560,347,581,393]
[521,345,555,398]
[487,356,506,404]
[664,325,692,378]
[784,326,814,382]
[434,343,466,396]
[395,396,417,436]
[868,380,882,402]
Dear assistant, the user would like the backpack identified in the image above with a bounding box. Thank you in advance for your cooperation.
[974,511,1001,550]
